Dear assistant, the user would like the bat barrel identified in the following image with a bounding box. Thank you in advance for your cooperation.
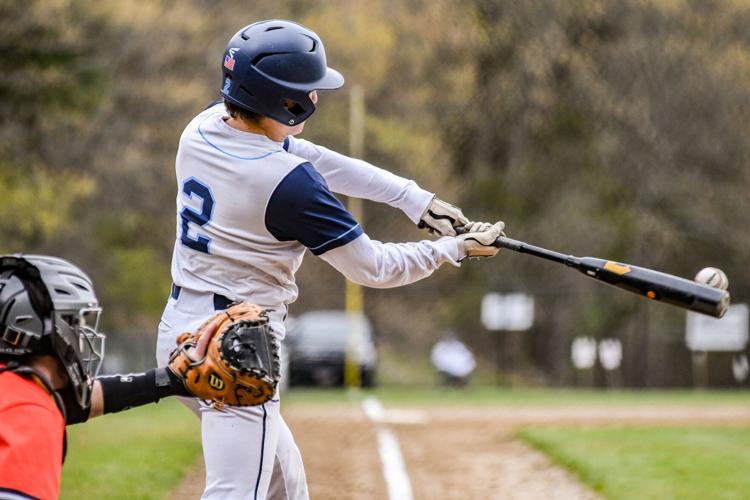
[576,257,730,318]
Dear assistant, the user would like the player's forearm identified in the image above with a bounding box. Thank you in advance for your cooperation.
[66,368,189,424]
[97,368,190,416]
[320,233,460,288]
[287,137,433,222]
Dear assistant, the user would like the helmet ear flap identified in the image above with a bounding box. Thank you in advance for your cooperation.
[281,94,315,125]
[284,99,306,117]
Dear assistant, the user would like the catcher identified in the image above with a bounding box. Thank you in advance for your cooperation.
[0,255,269,500]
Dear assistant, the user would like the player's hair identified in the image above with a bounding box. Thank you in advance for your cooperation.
[224,99,263,124]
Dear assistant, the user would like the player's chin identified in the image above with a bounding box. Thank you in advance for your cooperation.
[288,122,305,136]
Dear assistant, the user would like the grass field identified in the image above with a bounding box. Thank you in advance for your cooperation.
[284,385,750,407]
[60,399,201,500]
[58,387,750,499]
[519,426,750,500]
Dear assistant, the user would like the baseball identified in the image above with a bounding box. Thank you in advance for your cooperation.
[694,267,729,290]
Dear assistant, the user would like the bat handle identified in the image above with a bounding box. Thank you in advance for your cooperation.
[493,235,522,251]
[452,225,572,264]
[452,224,509,246]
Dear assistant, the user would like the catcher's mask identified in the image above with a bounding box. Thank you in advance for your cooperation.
[0,255,105,409]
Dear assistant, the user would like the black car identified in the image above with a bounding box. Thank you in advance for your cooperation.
[286,310,377,387]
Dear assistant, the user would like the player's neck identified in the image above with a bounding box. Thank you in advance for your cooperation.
[224,116,269,137]
[224,116,302,143]
[29,354,69,391]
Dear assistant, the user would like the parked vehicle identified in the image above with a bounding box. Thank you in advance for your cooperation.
[286,310,377,387]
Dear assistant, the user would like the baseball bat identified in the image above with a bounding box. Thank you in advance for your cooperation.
[459,228,730,318]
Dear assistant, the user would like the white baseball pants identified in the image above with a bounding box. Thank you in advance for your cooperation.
[156,288,308,500]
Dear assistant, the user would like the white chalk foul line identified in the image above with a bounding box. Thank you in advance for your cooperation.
[377,428,413,500]
[361,395,385,422]
[362,396,414,500]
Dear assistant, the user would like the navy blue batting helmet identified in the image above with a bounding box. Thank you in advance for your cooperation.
[220,20,344,125]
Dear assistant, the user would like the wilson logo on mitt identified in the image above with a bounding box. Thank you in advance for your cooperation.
[168,302,281,409]
[208,373,225,390]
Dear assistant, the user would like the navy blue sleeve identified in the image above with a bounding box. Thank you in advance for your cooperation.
[265,162,363,255]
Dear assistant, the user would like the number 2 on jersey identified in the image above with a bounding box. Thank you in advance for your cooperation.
[180,177,215,254]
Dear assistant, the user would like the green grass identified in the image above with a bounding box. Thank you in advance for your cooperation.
[283,385,750,407]
[60,399,201,500]
[518,426,750,500]
[57,388,750,499]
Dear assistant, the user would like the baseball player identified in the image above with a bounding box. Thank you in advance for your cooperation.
[0,255,221,500]
[155,19,504,499]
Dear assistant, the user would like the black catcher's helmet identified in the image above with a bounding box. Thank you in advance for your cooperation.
[0,255,105,409]
[220,19,344,126]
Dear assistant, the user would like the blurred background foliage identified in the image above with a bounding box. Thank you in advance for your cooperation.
[2,0,748,386]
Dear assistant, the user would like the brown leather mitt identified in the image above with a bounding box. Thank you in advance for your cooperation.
[168,302,280,409]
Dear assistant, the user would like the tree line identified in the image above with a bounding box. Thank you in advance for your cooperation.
[2,0,747,386]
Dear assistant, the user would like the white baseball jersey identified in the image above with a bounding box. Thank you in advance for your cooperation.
[170,102,459,326]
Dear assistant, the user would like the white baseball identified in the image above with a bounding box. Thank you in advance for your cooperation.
[694,267,729,290]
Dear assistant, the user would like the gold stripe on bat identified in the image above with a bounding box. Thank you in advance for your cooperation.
[604,261,632,275]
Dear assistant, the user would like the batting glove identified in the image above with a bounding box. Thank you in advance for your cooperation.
[457,221,504,260]
[419,197,470,237]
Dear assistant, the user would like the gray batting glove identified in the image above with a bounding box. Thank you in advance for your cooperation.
[457,221,505,260]
[419,197,470,237]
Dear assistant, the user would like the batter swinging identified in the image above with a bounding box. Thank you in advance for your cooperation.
[155,19,504,499]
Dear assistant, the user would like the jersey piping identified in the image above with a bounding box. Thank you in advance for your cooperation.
[198,115,284,161]
[307,223,361,253]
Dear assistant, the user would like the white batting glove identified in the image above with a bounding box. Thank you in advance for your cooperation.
[419,197,470,237]
[457,221,505,260]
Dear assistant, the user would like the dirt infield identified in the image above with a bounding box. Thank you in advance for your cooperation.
[172,403,750,499]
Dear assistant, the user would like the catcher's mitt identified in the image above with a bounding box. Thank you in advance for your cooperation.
[168,302,280,409]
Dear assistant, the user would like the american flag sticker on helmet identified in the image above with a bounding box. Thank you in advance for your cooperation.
[224,47,239,70]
